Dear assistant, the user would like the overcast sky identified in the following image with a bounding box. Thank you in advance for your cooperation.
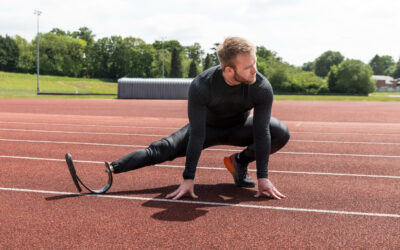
[1,0,399,66]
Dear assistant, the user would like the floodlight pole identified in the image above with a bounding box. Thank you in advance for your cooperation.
[34,10,42,94]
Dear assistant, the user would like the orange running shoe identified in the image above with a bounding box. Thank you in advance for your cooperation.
[223,153,255,187]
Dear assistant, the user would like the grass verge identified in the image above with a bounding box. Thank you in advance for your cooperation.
[0,71,117,98]
[275,93,400,101]
[1,71,400,101]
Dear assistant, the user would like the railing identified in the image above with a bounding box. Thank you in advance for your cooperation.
[117,78,193,99]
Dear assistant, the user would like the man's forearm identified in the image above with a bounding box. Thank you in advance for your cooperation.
[182,134,204,179]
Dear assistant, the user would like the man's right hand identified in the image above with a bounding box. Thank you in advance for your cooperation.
[255,178,286,199]
[166,179,198,200]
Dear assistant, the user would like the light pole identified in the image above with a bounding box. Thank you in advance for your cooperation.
[34,10,42,94]
[161,36,166,78]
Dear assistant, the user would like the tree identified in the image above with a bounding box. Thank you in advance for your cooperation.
[107,36,126,79]
[186,42,204,64]
[381,55,395,70]
[327,65,338,92]
[314,51,344,78]
[15,35,34,73]
[69,27,95,45]
[125,38,155,77]
[255,46,282,79]
[210,43,220,65]
[369,54,395,76]
[332,59,375,95]
[188,59,198,77]
[256,46,274,61]
[170,47,183,77]
[385,65,396,76]
[37,32,86,77]
[153,40,185,77]
[302,61,314,72]
[50,28,67,36]
[269,65,289,91]
[288,71,328,94]
[150,48,171,78]
[0,35,19,72]
[86,37,112,78]
[154,40,183,54]
[393,57,400,78]
[203,53,214,70]
[369,55,385,75]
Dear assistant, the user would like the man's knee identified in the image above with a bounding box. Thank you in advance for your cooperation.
[270,120,290,153]
[147,138,175,162]
[280,122,290,145]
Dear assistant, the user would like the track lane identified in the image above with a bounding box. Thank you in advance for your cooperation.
[1,156,399,215]
[1,190,398,249]
[1,98,400,249]
[1,139,400,177]
[1,118,400,142]
[2,98,400,123]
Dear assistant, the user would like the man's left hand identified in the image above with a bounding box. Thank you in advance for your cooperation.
[255,178,286,199]
[166,179,198,200]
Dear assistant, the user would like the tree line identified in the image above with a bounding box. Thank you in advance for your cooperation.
[302,51,400,79]
[2,26,399,95]
[0,27,213,79]
[301,51,400,94]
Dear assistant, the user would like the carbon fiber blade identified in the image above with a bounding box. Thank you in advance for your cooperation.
[65,153,82,192]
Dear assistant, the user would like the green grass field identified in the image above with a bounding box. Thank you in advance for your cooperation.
[0,71,117,98]
[275,92,400,101]
[1,71,399,101]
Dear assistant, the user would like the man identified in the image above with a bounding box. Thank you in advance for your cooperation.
[108,37,290,200]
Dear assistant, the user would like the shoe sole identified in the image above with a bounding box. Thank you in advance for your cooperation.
[223,157,236,176]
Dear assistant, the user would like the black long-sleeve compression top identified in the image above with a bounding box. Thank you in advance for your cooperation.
[183,65,273,180]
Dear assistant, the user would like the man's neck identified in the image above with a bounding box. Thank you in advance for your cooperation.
[222,70,241,86]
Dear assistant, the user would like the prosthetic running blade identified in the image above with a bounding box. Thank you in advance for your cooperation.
[65,153,113,194]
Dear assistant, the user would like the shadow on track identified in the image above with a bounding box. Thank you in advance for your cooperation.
[45,183,273,222]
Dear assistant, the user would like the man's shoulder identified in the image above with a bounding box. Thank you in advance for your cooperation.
[190,66,220,92]
[252,72,273,91]
[193,65,220,84]
[249,72,274,103]
[189,66,220,102]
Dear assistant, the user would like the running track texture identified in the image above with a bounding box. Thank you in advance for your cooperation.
[0,98,399,249]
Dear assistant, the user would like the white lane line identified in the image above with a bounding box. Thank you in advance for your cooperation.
[291,139,400,146]
[1,126,400,138]
[0,128,164,137]
[1,138,400,158]
[0,187,399,218]
[0,138,147,148]
[0,121,178,130]
[279,151,400,159]
[2,120,400,129]
[291,131,400,137]
[155,164,400,179]
[0,138,398,158]
[1,155,399,179]
[4,137,399,147]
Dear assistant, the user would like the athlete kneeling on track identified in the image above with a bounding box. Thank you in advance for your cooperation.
[106,37,290,200]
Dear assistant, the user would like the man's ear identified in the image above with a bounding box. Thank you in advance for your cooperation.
[224,66,234,75]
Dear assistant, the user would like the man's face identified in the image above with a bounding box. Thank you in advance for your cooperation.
[232,53,258,85]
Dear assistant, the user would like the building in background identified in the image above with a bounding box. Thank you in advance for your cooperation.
[372,75,399,92]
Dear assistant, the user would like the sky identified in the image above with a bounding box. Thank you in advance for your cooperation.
[1,0,399,66]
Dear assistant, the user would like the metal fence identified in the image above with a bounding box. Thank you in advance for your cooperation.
[376,87,400,92]
[117,78,193,99]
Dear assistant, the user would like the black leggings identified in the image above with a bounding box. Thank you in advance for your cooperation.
[112,116,290,173]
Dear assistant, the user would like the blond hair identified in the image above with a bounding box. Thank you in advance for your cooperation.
[216,37,256,70]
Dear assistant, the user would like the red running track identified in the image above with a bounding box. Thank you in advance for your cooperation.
[0,98,399,249]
